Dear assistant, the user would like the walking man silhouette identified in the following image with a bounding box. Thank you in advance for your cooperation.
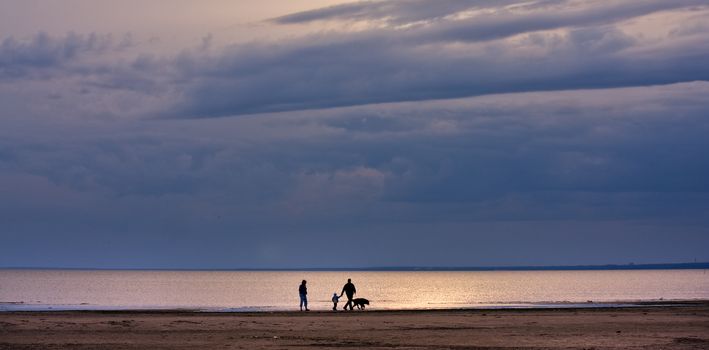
[340,278,356,311]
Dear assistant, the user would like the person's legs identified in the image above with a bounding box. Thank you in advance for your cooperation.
[344,294,354,310]
[300,294,307,311]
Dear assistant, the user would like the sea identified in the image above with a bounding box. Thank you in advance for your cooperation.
[1,269,708,312]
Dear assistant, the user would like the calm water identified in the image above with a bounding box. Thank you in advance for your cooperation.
[1,269,707,311]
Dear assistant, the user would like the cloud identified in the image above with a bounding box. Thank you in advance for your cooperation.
[2,81,709,267]
[2,1,708,120]
[0,32,178,121]
[274,0,704,35]
[167,25,708,118]
[408,0,703,43]
[2,81,708,215]
[0,32,130,80]
[272,0,518,26]
[143,0,706,118]
[2,1,709,268]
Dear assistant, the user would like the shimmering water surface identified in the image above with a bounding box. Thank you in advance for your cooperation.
[1,269,707,311]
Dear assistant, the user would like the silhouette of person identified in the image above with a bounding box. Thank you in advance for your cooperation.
[299,280,309,311]
[340,278,356,311]
[331,293,340,311]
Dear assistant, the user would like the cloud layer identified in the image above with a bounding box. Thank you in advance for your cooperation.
[2,81,709,267]
[179,0,709,117]
[3,0,708,119]
[1,0,708,268]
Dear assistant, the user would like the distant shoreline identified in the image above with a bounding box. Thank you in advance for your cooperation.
[2,262,708,271]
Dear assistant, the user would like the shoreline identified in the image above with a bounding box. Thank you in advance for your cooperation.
[2,299,707,314]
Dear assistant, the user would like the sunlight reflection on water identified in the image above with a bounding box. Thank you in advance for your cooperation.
[1,269,707,311]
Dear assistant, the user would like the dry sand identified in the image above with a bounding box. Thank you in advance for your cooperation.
[2,303,708,349]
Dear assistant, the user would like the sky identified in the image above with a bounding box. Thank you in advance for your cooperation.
[1,0,708,269]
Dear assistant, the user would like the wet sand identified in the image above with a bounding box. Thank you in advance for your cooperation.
[2,303,708,349]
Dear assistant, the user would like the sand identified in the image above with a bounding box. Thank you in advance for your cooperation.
[1,303,708,349]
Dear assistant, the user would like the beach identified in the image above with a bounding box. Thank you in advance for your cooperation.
[2,302,708,349]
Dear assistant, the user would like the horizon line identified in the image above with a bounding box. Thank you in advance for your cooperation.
[2,261,708,272]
